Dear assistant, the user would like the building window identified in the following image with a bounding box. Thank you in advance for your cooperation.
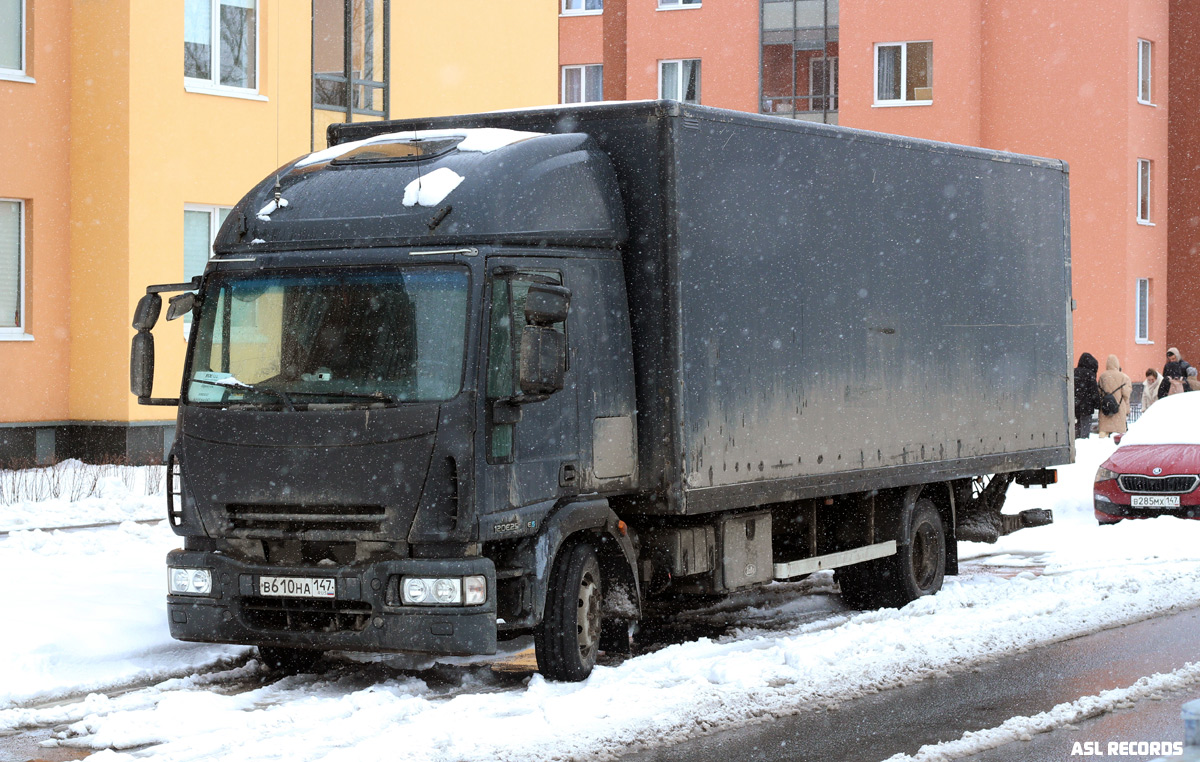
[875,41,932,104]
[184,0,258,91]
[660,59,701,103]
[811,57,838,111]
[659,0,701,7]
[0,0,25,76]
[760,0,838,121]
[185,205,231,281]
[313,0,389,120]
[562,0,602,13]
[1138,39,1153,105]
[1136,278,1150,342]
[0,199,25,337]
[1137,158,1152,223]
[562,65,603,104]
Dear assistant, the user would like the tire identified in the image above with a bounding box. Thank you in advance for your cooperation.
[535,542,603,682]
[258,645,323,673]
[873,498,946,609]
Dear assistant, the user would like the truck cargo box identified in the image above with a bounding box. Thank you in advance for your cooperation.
[333,101,1073,517]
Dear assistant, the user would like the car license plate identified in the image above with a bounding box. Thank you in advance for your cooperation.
[259,576,336,598]
[1131,495,1180,508]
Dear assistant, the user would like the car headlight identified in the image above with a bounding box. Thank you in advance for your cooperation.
[169,566,212,595]
[400,575,487,606]
[1095,466,1119,483]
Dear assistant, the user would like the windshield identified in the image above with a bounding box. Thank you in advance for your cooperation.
[186,267,469,407]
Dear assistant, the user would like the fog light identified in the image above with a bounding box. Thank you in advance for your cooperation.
[464,575,486,605]
[403,577,429,604]
[433,578,460,603]
[168,566,212,595]
[401,576,476,605]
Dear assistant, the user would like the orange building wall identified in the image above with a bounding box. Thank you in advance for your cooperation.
[841,0,1169,378]
[624,2,758,110]
[0,0,73,424]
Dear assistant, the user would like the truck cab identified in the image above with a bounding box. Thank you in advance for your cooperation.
[134,127,641,679]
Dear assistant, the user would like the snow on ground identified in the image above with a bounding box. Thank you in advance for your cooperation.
[1,437,1198,761]
[0,521,248,711]
[0,462,165,532]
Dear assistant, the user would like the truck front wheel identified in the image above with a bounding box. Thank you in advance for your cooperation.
[535,541,602,682]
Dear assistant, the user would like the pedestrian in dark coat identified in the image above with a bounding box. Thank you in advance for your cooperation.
[1074,352,1100,438]
[1158,361,1190,398]
[1166,347,1192,376]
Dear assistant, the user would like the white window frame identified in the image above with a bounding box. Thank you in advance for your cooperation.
[183,204,232,331]
[658,0,701,9]
[0,0,33,83]
[659,59,701,104]
[1135,278,1151,343]
[1137,39,1153,105]
[0,198,30,341]
[561,0,602,16]
[184,0,265,99]
[873,41,933,106]
[561,64,603,104]
[1137,158,1152,225]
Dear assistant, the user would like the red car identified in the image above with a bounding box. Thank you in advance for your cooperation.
[1094,392,1200,524]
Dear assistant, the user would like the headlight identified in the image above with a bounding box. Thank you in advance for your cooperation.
[169,566,212,595]
[400,576,487,606]
[1095,466,1119,483]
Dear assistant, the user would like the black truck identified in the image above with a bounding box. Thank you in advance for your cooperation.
[132,101,1071,681]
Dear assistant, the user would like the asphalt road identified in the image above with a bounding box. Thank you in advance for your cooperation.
[618,606,1200,762]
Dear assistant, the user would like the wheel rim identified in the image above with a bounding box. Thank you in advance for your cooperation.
[576,567,601,661]
[911,520,942,591]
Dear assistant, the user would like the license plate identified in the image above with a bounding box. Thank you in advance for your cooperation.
[259,576,336,599]
[1131,495,1180,508]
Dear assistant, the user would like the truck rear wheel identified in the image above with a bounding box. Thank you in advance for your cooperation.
[836,498,946,610]
[874,498,946,608]
[535,541,602,682]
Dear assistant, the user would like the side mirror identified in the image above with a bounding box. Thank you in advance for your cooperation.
[519,325,566,396]
[131,331,155,398]
[524,283,571,326]
[132,293,162,331]
[165,292,196,321]
[1113,433,1123,445]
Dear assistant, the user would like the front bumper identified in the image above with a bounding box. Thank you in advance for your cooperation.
[166,550,497,656]
[1093,494,1200,522]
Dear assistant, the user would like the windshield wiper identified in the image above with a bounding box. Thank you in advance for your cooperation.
[284,389,398,406]
[188,378,296,411]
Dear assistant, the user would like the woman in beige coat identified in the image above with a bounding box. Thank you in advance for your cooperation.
[1098,354,1132,436]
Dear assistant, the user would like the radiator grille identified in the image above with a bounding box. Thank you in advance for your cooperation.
[241,597,372,633]
[226,504,385,533]
[1119,474,1199,493]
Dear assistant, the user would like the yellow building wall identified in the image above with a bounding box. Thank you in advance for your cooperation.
[68,3,133,422]
[121,1,312,423]
[66,0,558,426]
[391,0,558,119]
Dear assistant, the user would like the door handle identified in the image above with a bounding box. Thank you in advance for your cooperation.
[559,462,578,487]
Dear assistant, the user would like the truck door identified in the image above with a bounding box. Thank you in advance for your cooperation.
[482,265,580,517]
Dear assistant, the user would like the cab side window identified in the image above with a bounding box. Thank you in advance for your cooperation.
[486,270,565,460]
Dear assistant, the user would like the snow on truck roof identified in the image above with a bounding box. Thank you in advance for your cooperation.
[295,127,546,169]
